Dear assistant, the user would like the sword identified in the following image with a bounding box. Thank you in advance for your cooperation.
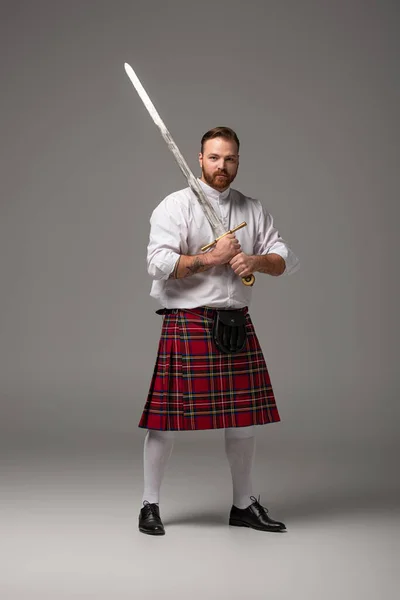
[123,62,255,287]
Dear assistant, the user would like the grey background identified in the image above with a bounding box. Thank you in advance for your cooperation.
[1,1,399,599]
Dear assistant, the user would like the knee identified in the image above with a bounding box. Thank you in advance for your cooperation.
[224,425,255,440]
[147,429,176,442]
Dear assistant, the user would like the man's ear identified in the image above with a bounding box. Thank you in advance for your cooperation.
[198,152,203,167]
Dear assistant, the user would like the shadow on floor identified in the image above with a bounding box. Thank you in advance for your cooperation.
[163,487,400,527]
[163,510,227,527]
[276,486,400,520]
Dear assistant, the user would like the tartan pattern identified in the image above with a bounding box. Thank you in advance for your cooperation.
[138,306,280,431]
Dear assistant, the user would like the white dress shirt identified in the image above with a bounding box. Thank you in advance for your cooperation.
[147,179,300,309]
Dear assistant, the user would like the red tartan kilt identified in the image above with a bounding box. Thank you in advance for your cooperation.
[138,306,280,431]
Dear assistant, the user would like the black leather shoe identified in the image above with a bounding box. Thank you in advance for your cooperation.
[229,496,286,532]
[139,501,165,535]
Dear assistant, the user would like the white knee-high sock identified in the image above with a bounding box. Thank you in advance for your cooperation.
[224,426,256,509]
[142,430,175,505]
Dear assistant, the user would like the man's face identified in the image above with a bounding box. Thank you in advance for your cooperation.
[199,137,239,191]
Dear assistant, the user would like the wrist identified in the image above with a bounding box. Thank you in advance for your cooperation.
[251,255,261,272]
[203,250,218,267]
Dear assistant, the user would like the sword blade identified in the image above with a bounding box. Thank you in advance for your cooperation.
[124,62,224,236]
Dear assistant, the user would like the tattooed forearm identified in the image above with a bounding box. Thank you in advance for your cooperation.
[185,257,206,276]
[168,252,216,279]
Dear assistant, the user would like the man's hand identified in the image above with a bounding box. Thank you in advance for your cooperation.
[169,234,242,279]
[211,233,242,266]
[229,252,257,278]
[230,253,286,277]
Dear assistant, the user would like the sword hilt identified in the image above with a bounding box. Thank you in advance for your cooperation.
[201,221,256,287]
[200,221,246,251]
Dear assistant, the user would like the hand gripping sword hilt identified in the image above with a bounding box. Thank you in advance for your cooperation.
[201,222,256,287]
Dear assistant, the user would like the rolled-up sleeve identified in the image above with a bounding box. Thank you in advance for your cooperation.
[254,202,300,276]
[147,196,187,280]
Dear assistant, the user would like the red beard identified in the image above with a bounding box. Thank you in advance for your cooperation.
[202,168,235,190]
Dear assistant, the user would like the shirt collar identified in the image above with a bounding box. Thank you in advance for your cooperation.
[197,178,231,202]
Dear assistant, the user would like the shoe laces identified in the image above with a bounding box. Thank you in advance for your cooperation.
[142,500,159,516]
[250,495,269,515]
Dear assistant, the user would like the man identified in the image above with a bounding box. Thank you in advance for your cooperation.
[138,127,300,535]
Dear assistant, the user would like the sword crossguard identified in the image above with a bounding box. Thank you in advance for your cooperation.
[200,221,247,251]
[201,221,256,287]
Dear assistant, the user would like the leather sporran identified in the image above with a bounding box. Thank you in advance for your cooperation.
[213,310,247,354]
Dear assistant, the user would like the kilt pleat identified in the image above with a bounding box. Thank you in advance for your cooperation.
[138,307,280,431]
